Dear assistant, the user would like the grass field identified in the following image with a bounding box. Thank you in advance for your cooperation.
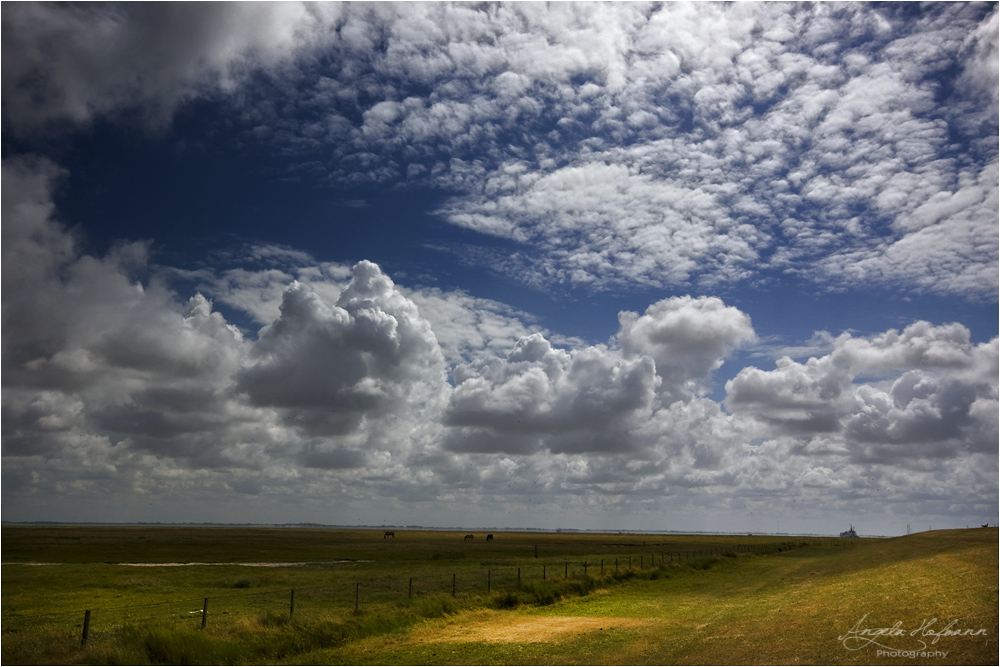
[2,525,996,665]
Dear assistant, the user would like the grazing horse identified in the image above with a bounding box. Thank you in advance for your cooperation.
[982,524,990,528]
[384,531,395,539]
[486,533,494,542]
[464,534,474,541]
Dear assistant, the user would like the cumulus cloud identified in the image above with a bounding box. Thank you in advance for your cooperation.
[618,296,757,402]
[1,156,449,502]
[444,333,657,454]
[726,322,999,464]
[442,296,757,455]
[237,262,447,438]
[2,157,252,464]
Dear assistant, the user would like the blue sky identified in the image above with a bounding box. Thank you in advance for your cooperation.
[3,2,997,535]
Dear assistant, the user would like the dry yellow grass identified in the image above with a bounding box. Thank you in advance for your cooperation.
[410,614,658,644]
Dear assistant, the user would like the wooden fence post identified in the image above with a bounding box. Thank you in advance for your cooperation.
[452,573,456,597]
[201,598,208,629]
[81,610,91,646]
[409,578,413,599]
[290,589,295,618]
[355,583,360,612]
[487,570,491,593]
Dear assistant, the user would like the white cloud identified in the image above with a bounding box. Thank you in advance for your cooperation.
[237,263,447,440]
[227,2,996,299]
[444,333,657,454]
[1,157,448,497]
[2,2,339,130]
[726,322,999,464]
[6,4,994,299]
[618,296,757,402]
[441,296,758,458]
[437,161,764,289]
[402,287,546,367]
[2,3,996,532]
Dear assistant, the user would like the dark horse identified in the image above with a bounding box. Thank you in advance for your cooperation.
[384,531,395,539]
[486,533,494,542]
[464,534,474,541]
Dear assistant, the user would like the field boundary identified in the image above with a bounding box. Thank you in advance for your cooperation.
[3,540,808,646]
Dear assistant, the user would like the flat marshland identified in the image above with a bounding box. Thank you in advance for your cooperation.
[2,526,996,665]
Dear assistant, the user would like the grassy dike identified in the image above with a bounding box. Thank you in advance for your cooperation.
[2,527,995,665]
[316,529,998,666]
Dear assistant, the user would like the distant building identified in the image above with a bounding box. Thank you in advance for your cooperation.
[840,524,858,538]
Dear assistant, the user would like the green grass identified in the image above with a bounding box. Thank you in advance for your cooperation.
[331,530,998,666]
[3,526,995,665]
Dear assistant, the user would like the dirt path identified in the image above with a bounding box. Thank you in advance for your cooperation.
[410,615,659,644]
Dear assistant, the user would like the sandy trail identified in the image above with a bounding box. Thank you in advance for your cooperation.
[414,615,658,644]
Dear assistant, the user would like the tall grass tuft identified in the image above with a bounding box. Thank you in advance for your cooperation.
[142,625,247,665]
[518,579,560,606]
[492,591,520,610]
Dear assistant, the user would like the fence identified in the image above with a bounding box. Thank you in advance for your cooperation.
[4,541,803,646]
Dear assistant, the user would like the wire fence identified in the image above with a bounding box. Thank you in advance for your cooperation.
[3,541,809,645]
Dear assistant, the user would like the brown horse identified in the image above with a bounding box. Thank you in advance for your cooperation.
[486,533,494,542]
[384,531,395,539]
[464,534,474,541]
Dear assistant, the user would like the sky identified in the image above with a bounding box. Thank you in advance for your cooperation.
[2,2,997,536]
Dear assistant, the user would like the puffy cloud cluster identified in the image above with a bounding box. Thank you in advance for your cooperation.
[726,322,999,464]
[618,296,757,403]
[444,334,657,454]
[3,157,248,483]
[443,296,756,456]
[2,162,767,518]
[2,154,996,531]
[1,158,448,505]
[237,263,446,439]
